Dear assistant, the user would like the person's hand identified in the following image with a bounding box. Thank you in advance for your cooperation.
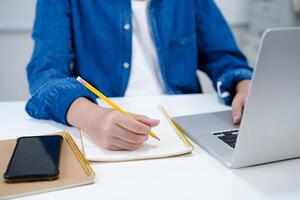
[67,97,160,151]
[232,80,251,125]
[86,108,160,151]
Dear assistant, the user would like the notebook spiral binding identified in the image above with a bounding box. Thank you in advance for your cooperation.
[62,132,95,177]
[159,106,194,150]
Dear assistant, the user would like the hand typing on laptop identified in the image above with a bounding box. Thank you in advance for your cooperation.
[174,28,300,168]
[232,80,251,124]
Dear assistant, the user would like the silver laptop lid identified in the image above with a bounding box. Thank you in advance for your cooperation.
[232,28,300,168]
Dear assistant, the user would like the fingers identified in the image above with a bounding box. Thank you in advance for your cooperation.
[114,112,151,135]
[232,94,245,125]
[105,145,120,151]
[114,124,148,144]
[233,80,250,124]
[133,114,160,127]
[111,137,142,151]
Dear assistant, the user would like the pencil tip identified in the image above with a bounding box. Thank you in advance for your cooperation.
[155,136,160,141]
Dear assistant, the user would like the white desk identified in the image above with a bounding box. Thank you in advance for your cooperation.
[1,94,300,200]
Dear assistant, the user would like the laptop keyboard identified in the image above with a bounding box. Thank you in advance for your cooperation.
[213,129,239,148]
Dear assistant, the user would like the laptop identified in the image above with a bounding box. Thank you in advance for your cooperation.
[173,28,300,168]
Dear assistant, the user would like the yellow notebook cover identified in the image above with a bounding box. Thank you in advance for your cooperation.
[0,132,95,199]
[79,106,194,162]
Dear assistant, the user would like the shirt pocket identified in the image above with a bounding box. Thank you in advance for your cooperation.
[167,33,198,86]
[170,33,197,47]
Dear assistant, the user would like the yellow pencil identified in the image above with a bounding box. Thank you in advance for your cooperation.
[76,76,160,141]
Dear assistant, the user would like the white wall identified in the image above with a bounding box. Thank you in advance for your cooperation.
[0,0,249,101]
[0,0,35,101]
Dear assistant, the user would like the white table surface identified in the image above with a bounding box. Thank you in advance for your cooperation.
[1,94,300,200]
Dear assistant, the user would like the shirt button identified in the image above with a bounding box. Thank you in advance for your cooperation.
[123,23,131,30]
[123,62,130,69]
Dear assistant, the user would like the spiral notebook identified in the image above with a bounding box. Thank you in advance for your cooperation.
[0,132,95,200]
[80,106,194,162]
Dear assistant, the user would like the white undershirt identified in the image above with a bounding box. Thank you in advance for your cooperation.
[125,0,165,97]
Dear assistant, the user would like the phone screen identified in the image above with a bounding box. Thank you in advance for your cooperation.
[4,135,63,183]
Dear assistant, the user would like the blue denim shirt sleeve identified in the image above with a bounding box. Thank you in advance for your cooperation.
[196,0,253,106]
[25,0,96,125]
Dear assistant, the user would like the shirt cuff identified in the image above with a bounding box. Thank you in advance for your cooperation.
[51,84,97,125]
[216,68,253,106]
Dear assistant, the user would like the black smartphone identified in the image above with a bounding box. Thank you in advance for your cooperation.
[3,135,63,183]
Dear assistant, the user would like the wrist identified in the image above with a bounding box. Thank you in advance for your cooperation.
[236,80,251,94]
[67,97,107,130]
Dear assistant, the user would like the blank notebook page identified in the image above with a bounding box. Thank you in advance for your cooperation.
[80,99,193,162]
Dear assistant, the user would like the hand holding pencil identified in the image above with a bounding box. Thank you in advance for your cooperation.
[70,77,160,150]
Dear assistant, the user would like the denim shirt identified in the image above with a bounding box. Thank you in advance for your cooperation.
[26,0,253,125]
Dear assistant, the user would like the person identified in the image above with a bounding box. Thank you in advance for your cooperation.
[26,0,253,151]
